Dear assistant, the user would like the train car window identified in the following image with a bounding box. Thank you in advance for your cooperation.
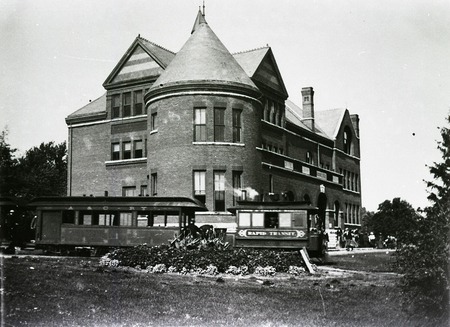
[82,214,92,225]
[252,213,264,227]
[264,212,279,228]
[137,215,148,227]
[166,214,179,227]
[292,211,307,227]
[120,213,132,226]
[98,214,114,226]
[279,213,291,228]
[154,214,165,227]
[62,211,75,224]
[238,212,251,227]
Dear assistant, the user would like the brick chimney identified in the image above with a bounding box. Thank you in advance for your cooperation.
[301,87,314,131]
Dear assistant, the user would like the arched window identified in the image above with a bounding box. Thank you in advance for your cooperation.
[303,194,311,204]
[343,127,352,155]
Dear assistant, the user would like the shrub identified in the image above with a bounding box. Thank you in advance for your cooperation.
[102,244,307,275]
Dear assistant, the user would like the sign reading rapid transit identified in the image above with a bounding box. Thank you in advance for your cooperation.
[237,229,306,238]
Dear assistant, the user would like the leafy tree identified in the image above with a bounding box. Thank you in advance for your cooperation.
[14,141,67,199]
[360,207,374,233]
[396,115,450,325]
[0,128,18,196]
[369,197,419,243]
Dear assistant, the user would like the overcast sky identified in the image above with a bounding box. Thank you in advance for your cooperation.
[1,0,449,211]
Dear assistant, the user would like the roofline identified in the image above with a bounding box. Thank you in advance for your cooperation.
[145,80,262,105]
[27,196,208,211]
[102,37,172,88]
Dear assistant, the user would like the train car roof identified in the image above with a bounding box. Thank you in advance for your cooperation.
[227,201,318,214]
[27,196,208,211]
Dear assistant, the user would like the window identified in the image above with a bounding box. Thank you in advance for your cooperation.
[193,171,206,205]
[151,112,157,131]
[214,171,225,211]
[122,186,136,197]
[134,140,143,158]
[120,213,132,226]
[123,92,131,117]
[269,174,274,193]
[98,214,115,226]
[343,127,352,155]
[134,90,143,116]
[123,141,131,159]
[62,211,75,224]
[112,95,120,118]
[306,151,312,164]
[151,173,157,196]
[232,109,242,143]
[140,185,148,196]
[264,212,278,228]
[112,143,120,160]
[232,171,242,205]
[194,108,206,141]
[214,108,225,142]
[238,212,251,227]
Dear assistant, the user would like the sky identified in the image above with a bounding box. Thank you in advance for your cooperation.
[1,0,449,211]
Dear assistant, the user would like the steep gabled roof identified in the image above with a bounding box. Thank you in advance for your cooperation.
[66,93,107,124]
[315,108,347,139]
[103,37,175,88]
[233,47,269,77]
[148,13,259,96]
[234,47,288,99]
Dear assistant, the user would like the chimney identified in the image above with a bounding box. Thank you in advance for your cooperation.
[301,87,314,131]
[350,114,360,138]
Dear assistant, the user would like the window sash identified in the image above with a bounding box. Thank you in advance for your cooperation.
[194,171,206,195]
[151,173,157,195]
[122,187,136,197]
[112,143,120,160]
[214,108,225,142]
[112,95,120,118]
[123,92,131,117]
[151,113,157,130]
[194,108,206,141]
[134,91,143,116]
[134,140,143,158]
[123,142,131,159]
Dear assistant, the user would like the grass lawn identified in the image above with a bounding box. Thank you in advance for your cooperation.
[1,251,439,327]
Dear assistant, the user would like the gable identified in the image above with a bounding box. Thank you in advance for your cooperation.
[252,50,288,98]
[108,44,163,85]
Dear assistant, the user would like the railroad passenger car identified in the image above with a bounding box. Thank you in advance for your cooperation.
[229,201,326,256]
[29,196,207,254]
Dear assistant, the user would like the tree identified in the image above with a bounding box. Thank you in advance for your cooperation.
[0,128,18,196]
[368,197,419,243]
[14,141,67,199]
[396,115,450,325]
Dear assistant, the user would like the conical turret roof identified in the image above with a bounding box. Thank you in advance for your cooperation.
[148,12,260,99]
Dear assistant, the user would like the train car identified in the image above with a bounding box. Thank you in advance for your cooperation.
[29,196,207,254]
[228,201,326,256]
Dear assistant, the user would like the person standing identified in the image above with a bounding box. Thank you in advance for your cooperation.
[344,228,353,251]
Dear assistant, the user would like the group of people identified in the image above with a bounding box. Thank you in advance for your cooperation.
[335,228,397,250]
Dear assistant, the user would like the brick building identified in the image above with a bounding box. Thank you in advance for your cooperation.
[66,10,362,235]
